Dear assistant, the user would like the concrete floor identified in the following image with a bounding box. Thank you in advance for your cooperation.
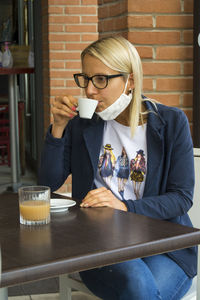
[0,164,37,194]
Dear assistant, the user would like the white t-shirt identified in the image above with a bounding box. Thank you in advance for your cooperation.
[94,120,147,201]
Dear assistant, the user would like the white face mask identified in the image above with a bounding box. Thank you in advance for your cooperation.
[95,76,132,121]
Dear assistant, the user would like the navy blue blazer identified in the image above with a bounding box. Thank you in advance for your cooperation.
[39,100,196,278]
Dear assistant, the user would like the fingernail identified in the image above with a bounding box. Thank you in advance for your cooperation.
[72,106,76,111]
[69,114,73,118]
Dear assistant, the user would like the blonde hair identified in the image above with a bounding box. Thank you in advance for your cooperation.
[81,35,144,136]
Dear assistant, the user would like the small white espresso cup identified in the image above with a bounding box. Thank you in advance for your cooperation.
[78,98,98,119]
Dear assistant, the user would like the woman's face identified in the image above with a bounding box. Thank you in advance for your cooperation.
[82,54,128,112]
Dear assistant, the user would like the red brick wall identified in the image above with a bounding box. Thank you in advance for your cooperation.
[98,0,194,129]
[43,0,98,129]
[44,0,193,131]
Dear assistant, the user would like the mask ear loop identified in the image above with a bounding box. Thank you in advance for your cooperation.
[123,74,130,94]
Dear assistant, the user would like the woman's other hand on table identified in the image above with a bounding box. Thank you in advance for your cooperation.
[80,187,128,211]
[51,95,78,138]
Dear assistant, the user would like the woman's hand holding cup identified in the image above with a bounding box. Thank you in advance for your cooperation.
[51,95,78,138]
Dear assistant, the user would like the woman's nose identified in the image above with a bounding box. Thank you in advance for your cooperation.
[85,80,98,97]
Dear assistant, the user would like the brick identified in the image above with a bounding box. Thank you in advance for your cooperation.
[50,79,65,87]
[143,78,153,91]
[108,1,127,17]
[184,0,194,13]
[48,6,64,14]
[183,62,193,75]
[136,46,153,59]
[82,33,99,41]
[156,46,193,60]
[65,25,97,33]
[49,16,80,24]
[50,52,81,60]
[128,0,181,13]
[145,93,180,107]
[182,93,193,107]
[49,34,81,42]
[98,21,103,32]
[116,17,127,30]
[48,0,80,4]
[66,80,77,88]
[65,43,90,51]
[182,109,193,122]
[142,62,181,75]
[50,61,65,69]
[128,31,180,45]
[65,61,81,69]
[49,43,65,50]
[183,30,193,44]
[156,78,193,91]
[128,16,153,28]
[102,0,117,3]
[48,24,64,32]
[102,17,126,32]
[50,70,75,78]
[81,16,98,23]
[65,6,97,15]
[50,88,81,97]
[82,0,98,4]
[98,6,110,19]
[156,16,193,28]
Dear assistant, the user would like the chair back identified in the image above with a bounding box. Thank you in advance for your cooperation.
[188,148,200,228]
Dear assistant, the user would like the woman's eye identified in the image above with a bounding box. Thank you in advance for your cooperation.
[96,76,106,83]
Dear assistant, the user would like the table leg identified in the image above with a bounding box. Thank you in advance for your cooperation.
[8,74,21,192]
[0,288,8,300]
[59,275,72,300]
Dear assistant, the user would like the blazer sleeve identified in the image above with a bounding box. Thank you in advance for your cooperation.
[38,124,72,192]
[122,110,195,220]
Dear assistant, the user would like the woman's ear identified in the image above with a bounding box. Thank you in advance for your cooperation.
[128,73,134,90]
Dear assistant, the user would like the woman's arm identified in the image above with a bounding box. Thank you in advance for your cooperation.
[38,124,72,192]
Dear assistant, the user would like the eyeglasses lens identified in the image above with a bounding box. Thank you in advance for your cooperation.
[76,75,87,88]
[92,75,107,89]
[76,75,107,89]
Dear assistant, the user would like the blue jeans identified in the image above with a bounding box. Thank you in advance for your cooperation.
[79,254,192,300]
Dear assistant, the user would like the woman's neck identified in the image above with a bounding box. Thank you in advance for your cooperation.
[114,103,147,127]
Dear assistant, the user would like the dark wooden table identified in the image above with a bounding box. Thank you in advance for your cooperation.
[0,193,200,293]
[0,68,34,191]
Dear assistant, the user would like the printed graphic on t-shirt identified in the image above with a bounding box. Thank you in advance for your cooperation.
[98,144,146,200]
[98,144,116,188]
[130,149,146,200]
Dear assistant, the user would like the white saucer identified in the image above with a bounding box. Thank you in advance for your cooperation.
[54,192,72,197]
[50,198,76,213]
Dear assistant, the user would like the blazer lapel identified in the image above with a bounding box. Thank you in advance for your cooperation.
[144,102,166,196]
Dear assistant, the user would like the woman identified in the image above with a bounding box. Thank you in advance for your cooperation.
[130,149,146,200]
[115,146,129,200]
[98,143,116,188]
[39,36,196,299]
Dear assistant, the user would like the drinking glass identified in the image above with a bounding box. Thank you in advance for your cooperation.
[18,186,50,225]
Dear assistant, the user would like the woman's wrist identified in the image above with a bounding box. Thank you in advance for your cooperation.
[51,124,65,138]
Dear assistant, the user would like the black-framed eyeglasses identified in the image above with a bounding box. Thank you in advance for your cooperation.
[73,73,124,89]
